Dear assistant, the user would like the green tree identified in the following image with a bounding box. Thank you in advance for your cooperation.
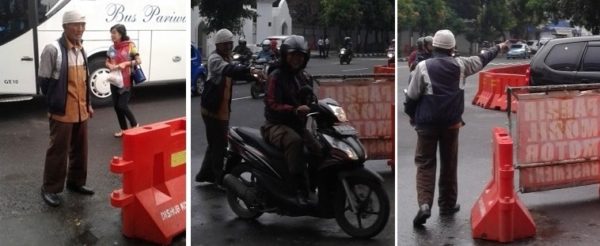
[412,0,463,36]
[478,0,514,41]
[194,0,257,34]
[289,0,321,40]
[547,0,600,34]
[320,0,362,38]
[397,0,417,29]
[359,0,394,52]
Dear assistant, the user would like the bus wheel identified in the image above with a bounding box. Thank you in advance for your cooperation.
[88,57,113,106]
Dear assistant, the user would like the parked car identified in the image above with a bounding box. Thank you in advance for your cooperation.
[526,40,539,54]
[507,44,530,59]
[191,44,207,96]
[529,36,600,86]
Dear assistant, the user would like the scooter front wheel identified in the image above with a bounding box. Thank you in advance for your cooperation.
[334,178,390,239]
[226,165,264,219]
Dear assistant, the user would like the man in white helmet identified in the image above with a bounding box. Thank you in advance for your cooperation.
[196,28,263,185]
[405,29,509,226]
[39,10,95,207]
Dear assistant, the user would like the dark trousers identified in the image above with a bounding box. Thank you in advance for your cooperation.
[325,44,330,57]
[318,46,324,57]
[261,123,306,189]
[196,114,229,184]
[43,119,88,193]
[414,127,459,209]
[111,85,137,130]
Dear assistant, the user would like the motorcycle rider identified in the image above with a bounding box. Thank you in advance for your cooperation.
[342,36,353,56]
[257,39,275,62]
[261,35,316,205]
[232,37,253,64]
[409,36,433,71]
[408,37,424,71]
[416,36,433,63]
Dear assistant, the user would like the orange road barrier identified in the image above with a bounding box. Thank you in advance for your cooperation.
[472,64,529,112]
[316,72,394,161]
[471,127,536,243]
[110,117,186,245]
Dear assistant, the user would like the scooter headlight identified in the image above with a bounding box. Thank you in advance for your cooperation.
[387,51,394,58]
[322,134,358,160]
[340,49,346,55]
[328,104,348,122]
[233,53,241,60]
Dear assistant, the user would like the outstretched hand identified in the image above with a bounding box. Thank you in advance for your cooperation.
[498,40,511,53]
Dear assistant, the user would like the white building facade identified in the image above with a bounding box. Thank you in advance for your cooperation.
[191,0,292,58]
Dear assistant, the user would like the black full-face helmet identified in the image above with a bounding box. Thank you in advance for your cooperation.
[239,37,247,46]
[280,35,310,70]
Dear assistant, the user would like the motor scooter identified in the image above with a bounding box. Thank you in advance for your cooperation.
[223,86,390,238]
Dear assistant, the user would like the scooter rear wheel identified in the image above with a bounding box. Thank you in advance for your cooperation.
[334,178,389,239]
[226,165,264,219]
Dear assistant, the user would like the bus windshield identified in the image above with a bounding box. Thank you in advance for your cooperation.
[0,0,63,46]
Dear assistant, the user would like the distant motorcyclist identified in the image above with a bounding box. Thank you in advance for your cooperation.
[270,39,280,60]
[257,39,275,62]
[342,36,353,55]
[415,36,433,64]
[261,35,316,205]
[233,37,253,63]
[409,36,433,71]
[408,37,424,71]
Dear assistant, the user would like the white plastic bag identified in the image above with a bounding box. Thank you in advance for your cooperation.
[107,70,123,88]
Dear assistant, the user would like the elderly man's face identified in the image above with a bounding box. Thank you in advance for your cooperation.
[63,22,86,44]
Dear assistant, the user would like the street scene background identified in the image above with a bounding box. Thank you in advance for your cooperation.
[397,57,600,245]
[0,82,185,245]
[191,56,395,246]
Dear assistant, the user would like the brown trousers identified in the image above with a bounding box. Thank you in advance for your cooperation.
[414,127,459,209]
[196,114,229,184]
[43,119,88,193]
[261,123,306,176]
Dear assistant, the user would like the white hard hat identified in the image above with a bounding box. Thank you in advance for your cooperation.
[432,29,456,50]
[214,29,234,44]
[63,10,85,24]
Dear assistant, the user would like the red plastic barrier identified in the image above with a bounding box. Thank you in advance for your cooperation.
[110,117,186,245]
[471,127,536,243]
[373,65,395,81]
[472,64,529,112]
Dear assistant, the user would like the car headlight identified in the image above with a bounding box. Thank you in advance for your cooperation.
[322,134,358,160]
[328,104,348,122]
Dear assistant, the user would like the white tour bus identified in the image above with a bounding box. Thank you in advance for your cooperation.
[0,0,186,105]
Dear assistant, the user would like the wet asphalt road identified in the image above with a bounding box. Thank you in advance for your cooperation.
[0,82,186,245]
[397,57,600,245]
[190,57,396,245]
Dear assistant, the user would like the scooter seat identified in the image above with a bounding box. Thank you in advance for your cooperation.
[235,127,284,160]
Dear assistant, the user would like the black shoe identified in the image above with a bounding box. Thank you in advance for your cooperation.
[413,204,431,226]
[66,184,95,195]
[440,204,460,215]
[41,188,61,207]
